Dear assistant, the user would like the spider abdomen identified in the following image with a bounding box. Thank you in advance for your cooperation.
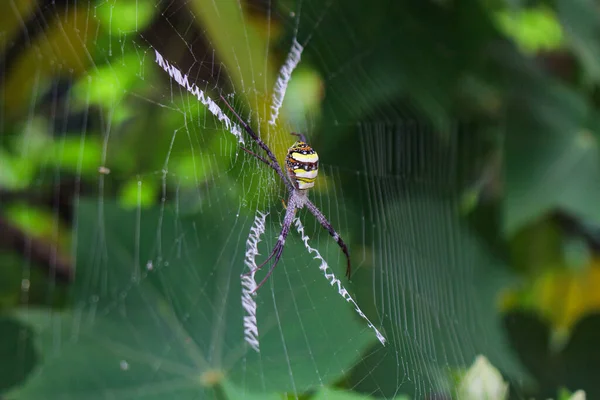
[285,141,319,190]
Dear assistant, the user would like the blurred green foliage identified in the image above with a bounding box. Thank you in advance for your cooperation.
[1,0,600,399]
[496,6,563,54]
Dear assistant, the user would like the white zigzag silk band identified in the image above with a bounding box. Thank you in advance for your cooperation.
[269,39,303,125]
[240,213,386,352]
[154,50,244,143]
[241,211,268,352]
[294,218,387,346]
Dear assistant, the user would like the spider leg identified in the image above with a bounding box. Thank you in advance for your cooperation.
[244,200,297,291]
[253,243,285,292]
[241,240,282,277]
[219,94,261,142]
[305,199,352,278]
[219,94,294,192]
[240,146,272,168]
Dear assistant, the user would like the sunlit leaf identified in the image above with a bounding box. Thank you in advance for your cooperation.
[47,136,104,177]
[96,0,157,34]
[0,150,35,190]
[73,54,145,109]
[118,178,159,209]
[496,7,563,54]
[281,67,323,127]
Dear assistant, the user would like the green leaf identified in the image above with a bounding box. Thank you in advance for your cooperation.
[0,317,38,394]
[312,386,410,400]
[562,235,591,273]
[221,380,281,400]
[505,311,600,398]
[281,67,323,128]
[495,7,563,54]
[561,314,600,398]
[0,149,34,190]
[557,0,600,83]
[118,178,159,209]
[73,53,144,109]
[96,0,157,34]
[8,194,375,398]
[47,136,104,177]
[503,80,600,235]
[349,194,527,398]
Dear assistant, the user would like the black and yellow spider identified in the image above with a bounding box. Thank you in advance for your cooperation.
[220,95,352,291]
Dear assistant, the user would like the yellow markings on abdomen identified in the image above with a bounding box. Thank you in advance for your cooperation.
[297,181,315,189]
[290,152,319,163]
[293,169,318,179]
[285,140,320,190]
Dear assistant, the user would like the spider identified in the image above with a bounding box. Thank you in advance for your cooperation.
[220,94,352,292]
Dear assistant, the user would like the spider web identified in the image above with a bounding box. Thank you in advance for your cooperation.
[1,0,526,399]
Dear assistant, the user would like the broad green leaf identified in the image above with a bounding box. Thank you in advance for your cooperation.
[312,386,410,400]
[557,0,600,83]
[9,193,375,398]
[503,80,600,235]
[349,188,526,397]
[221,380,281,400]
[505,311,600,398]
[0,317,38,393]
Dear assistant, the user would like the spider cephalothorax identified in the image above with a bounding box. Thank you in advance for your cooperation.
[220,95,351,291]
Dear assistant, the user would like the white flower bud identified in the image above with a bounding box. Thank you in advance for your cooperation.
[457,355,508,400]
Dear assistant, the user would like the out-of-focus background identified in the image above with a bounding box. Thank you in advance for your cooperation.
[1,0,599,399]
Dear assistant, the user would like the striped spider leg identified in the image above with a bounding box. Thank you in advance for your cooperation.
[219,95,352,292]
